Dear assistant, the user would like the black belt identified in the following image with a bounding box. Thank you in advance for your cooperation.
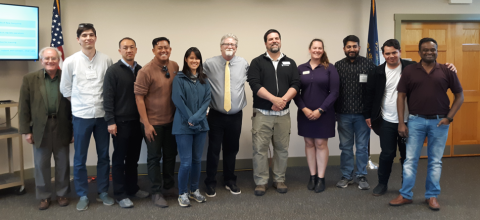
[47,114,57,118]
[415,114,446,119]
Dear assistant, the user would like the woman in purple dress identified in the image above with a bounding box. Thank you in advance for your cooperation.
[294,39,339,193]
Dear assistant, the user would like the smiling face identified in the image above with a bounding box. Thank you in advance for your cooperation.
[221,37,237,58]
[419,41,438,64]
[382,46,401,67]
[152,40,171,62]
[41,49,59,73]
[309,40,324,60]
[265,32,281,53]
[77,29,96,50]
[185,51,200,73]
[119,39,137,62]
[343,41,360,60]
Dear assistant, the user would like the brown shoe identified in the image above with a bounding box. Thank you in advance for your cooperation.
[389,194,413,206]
[57,197,69,207]
[39,199,51,210]
[152,193,168,208]
[425,197,440,211]
[272,182,288,194]
[254,184,267,196]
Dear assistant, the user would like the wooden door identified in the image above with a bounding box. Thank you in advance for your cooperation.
[401,22,480,157]
[452,23,480,156]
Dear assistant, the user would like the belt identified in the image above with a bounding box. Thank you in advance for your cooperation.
[415,114,446,119]
[47,114,57,119]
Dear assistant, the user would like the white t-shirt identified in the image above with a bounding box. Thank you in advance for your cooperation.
[381,64,408,123]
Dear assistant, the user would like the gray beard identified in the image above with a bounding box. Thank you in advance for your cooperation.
[270,47,280,53]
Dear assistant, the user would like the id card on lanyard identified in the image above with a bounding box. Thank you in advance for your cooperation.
[359,73,367,83]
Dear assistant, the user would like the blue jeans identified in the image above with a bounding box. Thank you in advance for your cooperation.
[72,116,110,197]
[337,113,371,179]
[400,115,449,199]
[176,132,207,195]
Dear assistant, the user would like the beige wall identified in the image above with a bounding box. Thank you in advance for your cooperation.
[2,0,480,172]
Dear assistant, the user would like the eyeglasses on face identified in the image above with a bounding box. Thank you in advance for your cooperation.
[221,43,237,47]
[162,65,170,78]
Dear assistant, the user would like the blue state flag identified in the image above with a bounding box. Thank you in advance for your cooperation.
[367,0,380,66]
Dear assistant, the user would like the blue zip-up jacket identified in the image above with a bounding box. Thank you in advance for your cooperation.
[171,71,211,135]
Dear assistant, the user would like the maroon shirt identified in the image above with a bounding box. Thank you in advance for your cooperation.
[397,62,462,115]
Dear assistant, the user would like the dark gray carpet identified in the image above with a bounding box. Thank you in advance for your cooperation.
[1,157,479,220]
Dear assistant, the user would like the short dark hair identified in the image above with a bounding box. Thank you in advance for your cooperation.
[381,39,401,53]
[76,23,96,38]
[118,37,136,48]
[152,37,170,48]
[182,47,207,84]
[343,35,360,47]
[263,29,281,43]
[418,37,438,51]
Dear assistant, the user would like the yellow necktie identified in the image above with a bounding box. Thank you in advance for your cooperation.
[224,61,231,112]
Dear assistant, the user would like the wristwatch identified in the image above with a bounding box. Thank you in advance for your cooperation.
[318,108,325,114]
[446,117,453,122]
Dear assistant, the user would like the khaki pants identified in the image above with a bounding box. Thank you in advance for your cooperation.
[251,109,291,185]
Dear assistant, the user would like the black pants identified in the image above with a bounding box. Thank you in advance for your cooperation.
[111,120,143,199]
[378,118,406,185]
[204,109,242,187]
[141,122,178,194]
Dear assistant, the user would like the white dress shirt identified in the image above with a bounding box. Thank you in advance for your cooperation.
[60,50,113,119]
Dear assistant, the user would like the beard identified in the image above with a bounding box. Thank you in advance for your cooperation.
[345,51,359,60]
[225,49,234,56]
[269,45,280,53]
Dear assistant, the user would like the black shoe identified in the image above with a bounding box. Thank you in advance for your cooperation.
[205,185,216,197]
[314,177,325,193]
[373,183,388,196]
[307,175,316,190]
[225,182,241,195]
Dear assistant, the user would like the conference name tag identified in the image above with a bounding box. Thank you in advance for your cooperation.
[359,74,368,83]
[86,70,97,79]
[303,71,310,75]
[282,61,290,66]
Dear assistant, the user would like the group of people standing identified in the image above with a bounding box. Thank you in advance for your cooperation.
[18,24,463,212]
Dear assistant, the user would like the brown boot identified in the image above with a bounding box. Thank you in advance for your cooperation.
[272,182,288,194]
[389,194,413,206]
[254,185,267,196]
[57,197,69,207]
[39,199,51,210]
[425,197,440,211]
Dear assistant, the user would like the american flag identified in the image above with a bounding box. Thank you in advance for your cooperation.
[50,0,64,66]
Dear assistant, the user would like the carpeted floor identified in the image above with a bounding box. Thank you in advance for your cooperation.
[0,157,479,220]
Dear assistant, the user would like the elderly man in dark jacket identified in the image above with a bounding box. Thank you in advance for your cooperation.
[19,47,73,210]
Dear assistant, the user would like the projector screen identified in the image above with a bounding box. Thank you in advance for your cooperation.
[0,3,39,61]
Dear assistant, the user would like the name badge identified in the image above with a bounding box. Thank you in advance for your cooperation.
[86,70,97,79]
[282,61,290,66]
[359,74,367,83]
[302,71,310,75]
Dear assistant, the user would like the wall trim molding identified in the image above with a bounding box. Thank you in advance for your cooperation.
[18,155,388,180]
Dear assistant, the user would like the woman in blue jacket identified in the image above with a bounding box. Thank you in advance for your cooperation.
[172,47,211,207]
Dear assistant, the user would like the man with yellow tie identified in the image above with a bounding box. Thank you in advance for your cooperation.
[203,33,249,197]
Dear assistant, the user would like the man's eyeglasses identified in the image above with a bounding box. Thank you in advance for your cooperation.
[221,43,237,47]
[78,23,94,28]
[162,66,170,78]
